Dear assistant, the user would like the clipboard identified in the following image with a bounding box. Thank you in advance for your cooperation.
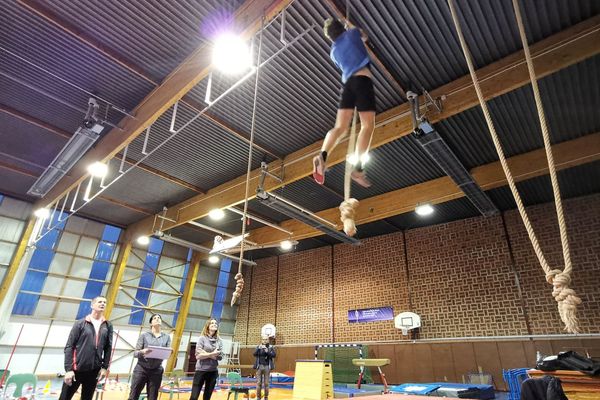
[145,346,173,360]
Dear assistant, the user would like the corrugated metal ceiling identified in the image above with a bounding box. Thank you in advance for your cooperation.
[0,0,597,252]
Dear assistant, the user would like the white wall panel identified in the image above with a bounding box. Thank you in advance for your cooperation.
[0,242,17,265]
[70,257,94,278]
[76,237,99,258]
[0,216,25,241]
[0,196,32,219]
[49,253,74,275]
[56,232,80,254]
[193,284,216,300]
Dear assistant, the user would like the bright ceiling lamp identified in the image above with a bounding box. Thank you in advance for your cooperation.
[347,152,370,166]
[280,240,293,251]
[34,208,50,219]
[208,255,220,264]
[212,33,251,75]
[415,203,435,216]
[137,236,150,246]
[87,161,108,178]
[208,208,225,221]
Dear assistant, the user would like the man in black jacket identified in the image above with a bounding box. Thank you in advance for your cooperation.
[59,296,113,400]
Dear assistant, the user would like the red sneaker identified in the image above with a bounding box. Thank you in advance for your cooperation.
[312,154,325,184]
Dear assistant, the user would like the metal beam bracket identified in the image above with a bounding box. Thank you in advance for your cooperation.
[406,90,445,132]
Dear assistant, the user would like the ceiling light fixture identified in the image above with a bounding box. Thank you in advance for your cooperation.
[212,33,252,75]
[208,255,220,264]
[208,208,225,221]
[34,208,50,219]
[87,161,108,178]
[280,240,293,250]
[415,203,435,216]
[137,236,150,246]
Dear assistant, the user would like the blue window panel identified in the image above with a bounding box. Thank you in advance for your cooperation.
[214,287,227,304]
[145,253,160,270]
[96,241,115,261]
[101,225,121,243]
[76,301,92,320]
[211,302,224,322]
[89,260,110,280]
[220,259,232,273]
[29,249,55,271]
[0,194,4,203]
[20,269,48,292]
[12,293,38,315]
[217,271,230,288]
[36,228,61,249]
[148,238,164,255]
[172,249,192,326]
[76,281,105,319]
[139,269,155,288]
[129,307,146,325]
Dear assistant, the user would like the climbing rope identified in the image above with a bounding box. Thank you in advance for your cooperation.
[340,108,360,236]
[231,16,265,307]
[447,0,581,333]
[511,0,580,332]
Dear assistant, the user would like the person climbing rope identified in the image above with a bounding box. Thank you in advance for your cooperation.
[313,18,375,188]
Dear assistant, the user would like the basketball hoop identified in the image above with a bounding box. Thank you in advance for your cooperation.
[395,312,421,337]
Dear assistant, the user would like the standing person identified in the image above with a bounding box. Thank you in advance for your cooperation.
[190,319,222,400]
[128,313,172,400]
[60,296,113,400]
[253,336,276,400]
[313,18,376,188]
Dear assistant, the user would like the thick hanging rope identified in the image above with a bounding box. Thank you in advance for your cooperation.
[340,108,360,236]
[231,17,265,307]
[511,0,580,332]
[447,0,581,333]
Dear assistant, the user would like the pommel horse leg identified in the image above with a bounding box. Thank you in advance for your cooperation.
[377,366,389,393]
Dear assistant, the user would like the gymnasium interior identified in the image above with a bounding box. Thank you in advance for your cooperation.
[0,1,599,400]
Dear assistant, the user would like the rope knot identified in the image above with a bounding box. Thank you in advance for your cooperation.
[545,269,566,284]
[231,272,244,306]
[547,270,581,334]
[339,198,359,237]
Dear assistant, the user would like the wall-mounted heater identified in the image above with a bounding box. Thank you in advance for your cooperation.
[28,98,105,197]
[407,91,498,217]
[256,188,360,245]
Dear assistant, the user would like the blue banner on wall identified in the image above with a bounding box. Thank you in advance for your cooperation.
[348,306,394,323]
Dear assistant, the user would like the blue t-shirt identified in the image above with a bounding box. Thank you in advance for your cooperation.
[330,28,370,83]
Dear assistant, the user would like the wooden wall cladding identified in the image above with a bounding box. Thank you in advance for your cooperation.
[235,338,600,391]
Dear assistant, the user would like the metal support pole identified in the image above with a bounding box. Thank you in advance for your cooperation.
[166,251,201,372]
[104,241,132,319]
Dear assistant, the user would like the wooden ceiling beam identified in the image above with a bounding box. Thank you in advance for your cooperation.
[32,0,293,208]
[246,132,600,245]
[126,15,600,240]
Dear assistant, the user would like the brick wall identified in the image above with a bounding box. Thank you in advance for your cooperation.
[276,247,333,344]
[234,194,600,344]
[505,194,600,334]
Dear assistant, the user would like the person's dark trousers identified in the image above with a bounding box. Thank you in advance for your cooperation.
[59,369,100,400]
[190,370,218,400]
[128,364,165,400]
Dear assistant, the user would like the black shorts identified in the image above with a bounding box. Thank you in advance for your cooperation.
[339,75,376,112]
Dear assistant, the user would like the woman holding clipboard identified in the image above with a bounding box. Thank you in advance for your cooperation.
[128,313,172,400]
[190,319,223,400]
